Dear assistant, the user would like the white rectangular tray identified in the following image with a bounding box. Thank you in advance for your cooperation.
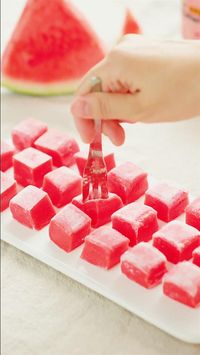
[2,189,200,344]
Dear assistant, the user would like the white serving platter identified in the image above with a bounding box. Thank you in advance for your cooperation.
[1,177,200,344]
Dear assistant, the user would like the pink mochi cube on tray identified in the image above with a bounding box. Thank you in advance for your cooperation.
[10,185,55,230]
[108,162,148,204]
[193,246,200,267]
[81,226,129,269]
[153,221,200,264]
[121,242,167,288]
[0,141,15,171]
[74,150,116,176]
[43,167,81,207]
[49,204,91,252]
[163,261,200,308]
[144,182,189,222]
[72,193,123,228]
[34,129,79,167]
[185,197,200,231]
[0,172,17,212]
[12,118,48,150]
[13,147,52,187]
[112,202,158,246]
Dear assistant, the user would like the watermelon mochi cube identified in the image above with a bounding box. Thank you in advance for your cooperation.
[12,118,48,150]
[72,193,123,228]
[43,167,81,207]
[185,197,200,231]
[145,182,189,222]
[163,262,200,308]
[34,129,79,167]
[108,162,148,205]
[13,147,52,187]
[49,204,91,252]
[121,242,167,288]
[74,150,115,176]
[10,185,55,230]
[112,202,158,246]
[0,141,15,171]
[81,226,129,269]
[153,221,200,264]
[193,246,200,267]
[0,172,17,212]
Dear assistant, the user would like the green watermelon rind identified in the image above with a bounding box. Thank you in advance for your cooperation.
[1,75,80,96]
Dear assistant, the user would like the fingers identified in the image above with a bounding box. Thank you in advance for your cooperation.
[74,117,94,143]
[71,92,140,121]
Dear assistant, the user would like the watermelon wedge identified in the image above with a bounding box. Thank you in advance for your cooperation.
[2,0,105,96]
[122,9,141,35]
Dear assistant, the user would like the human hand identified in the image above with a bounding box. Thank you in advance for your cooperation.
[71,35,200,145]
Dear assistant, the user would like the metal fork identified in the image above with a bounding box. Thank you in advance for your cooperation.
[82,77,109,202]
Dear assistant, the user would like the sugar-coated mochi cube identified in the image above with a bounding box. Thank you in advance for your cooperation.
[72,193,123,228]
[74,150,116,176]
[81,226,129,269]
[121,242,167,288]
[112,202,158,246]
[43,167,81,207]
[0,172,17,211]
[108,162,148,204]
[34,129,79,167]
[12,118,48,150]
[185,197,200,231]
[0,141,15,171]
[49,204,91,252]
[144,182,189,222]
[153,221,200,264]
[13,147,52,187]
[10,185,55,230]
[193,246,200,267]
[163,262,200,308]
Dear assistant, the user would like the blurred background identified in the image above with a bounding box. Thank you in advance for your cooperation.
[1,0,182,54]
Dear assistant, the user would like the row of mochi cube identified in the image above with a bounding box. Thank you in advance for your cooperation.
[8,187,200,308]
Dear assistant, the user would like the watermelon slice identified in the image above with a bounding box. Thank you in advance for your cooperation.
[2,0,105,96]
[122,9,141,35]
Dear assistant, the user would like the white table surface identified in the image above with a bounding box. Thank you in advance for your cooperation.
[1,0,200,354]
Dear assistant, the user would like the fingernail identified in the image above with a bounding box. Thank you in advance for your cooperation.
[71,98,90,117]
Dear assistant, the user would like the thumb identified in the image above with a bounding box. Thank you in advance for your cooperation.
[71,92,140,121]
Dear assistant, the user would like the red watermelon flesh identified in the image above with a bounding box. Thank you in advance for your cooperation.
[122,9,141,35]
[2,0,105,95]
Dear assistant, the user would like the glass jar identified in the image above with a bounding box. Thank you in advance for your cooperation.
[182,0,200,39]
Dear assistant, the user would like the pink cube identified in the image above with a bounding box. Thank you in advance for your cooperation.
[43,167,81,207]
[13,147,52,187]
[163,262,200,308]
[34,129,79,167]
[81,226,129,269]
[74,150,116,176]
[49,204,91,252]
[1,172,17,211]
[193,246,200,267]
[10,185,55,230]
[185,197,200,231]
[112,202,158,246]
[108,162,148,204]
[144,182,189,222]
[12,118,48,150]
[72,193,123,228]
[0,141,15,171]
[153,221,200,264]
[121,242,167,288]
